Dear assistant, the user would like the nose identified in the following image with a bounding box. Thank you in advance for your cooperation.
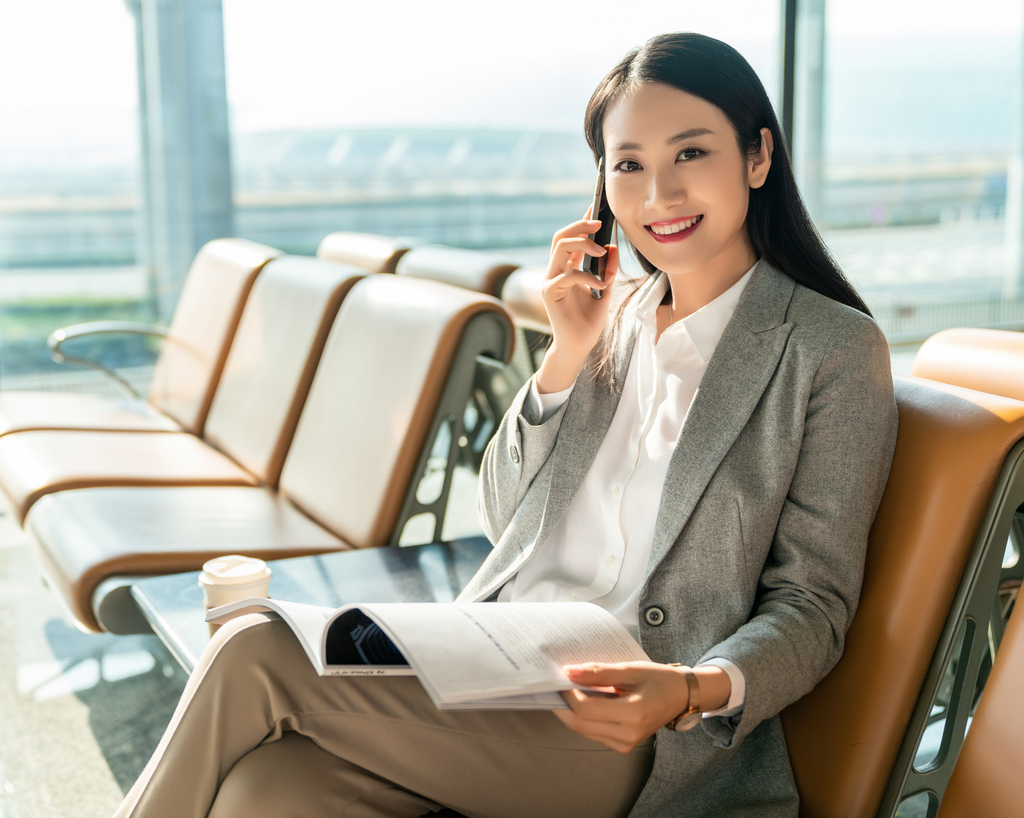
[645,165,685,212]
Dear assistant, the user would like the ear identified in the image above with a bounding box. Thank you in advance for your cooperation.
[748,127,773,189]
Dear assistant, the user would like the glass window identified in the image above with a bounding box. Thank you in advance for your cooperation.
[0,0,152,391]
[222,1,781,263]
[817,0,1021,362]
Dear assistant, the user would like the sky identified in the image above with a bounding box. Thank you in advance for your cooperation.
[0,0,1019,161]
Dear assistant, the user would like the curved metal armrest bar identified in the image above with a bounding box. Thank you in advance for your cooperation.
[46,321,172,399]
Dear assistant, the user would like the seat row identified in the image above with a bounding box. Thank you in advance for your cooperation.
[0,235,517,633]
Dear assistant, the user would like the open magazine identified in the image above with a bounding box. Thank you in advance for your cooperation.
[206,599,649,710]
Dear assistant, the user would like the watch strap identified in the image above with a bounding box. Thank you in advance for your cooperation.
[665,664,701,731]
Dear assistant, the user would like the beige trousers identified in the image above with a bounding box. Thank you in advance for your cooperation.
[115,613,654,818]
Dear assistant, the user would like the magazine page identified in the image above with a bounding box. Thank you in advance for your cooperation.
[439,691,570,710]
[209,599,649,708]
[205,598,416,676]
[356,602,649,709]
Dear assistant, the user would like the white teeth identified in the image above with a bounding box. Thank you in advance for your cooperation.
[650,216,701,235]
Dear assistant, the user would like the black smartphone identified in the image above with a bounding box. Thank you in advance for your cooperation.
[582,158,615,299]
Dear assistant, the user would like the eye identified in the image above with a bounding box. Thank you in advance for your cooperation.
[678,147,704,161]
[614,159,642,172]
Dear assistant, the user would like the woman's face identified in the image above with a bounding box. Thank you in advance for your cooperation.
[602,82,771,283]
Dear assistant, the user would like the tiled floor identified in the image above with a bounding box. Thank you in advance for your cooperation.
[0,495,187,818]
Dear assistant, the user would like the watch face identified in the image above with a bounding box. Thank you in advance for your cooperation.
[673,711,701,732]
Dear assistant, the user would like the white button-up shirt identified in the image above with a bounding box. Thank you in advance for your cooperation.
[499,265,756,716]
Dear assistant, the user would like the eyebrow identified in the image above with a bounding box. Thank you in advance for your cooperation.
[613,128,715,152]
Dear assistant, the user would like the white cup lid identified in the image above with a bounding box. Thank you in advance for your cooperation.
[199,555,272,586]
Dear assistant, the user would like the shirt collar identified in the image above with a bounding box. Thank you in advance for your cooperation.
[634,263,757,364]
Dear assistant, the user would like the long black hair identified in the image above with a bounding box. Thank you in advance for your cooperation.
[584,32,869,321]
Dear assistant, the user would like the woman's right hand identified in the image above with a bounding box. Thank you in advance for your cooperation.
[536,217,619,393]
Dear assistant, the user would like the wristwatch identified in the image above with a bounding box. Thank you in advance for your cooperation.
[665,664,701,732]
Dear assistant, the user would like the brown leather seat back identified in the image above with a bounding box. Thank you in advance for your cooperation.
[202,256,364,486]
[781,376,1024,818]
[912,326,1024,400]
[147,238,280,434]
[316,231,417,274]
[278,275,513,548]
[396,245,519,296]
[935,601,1023,817]
[499,265,550,333]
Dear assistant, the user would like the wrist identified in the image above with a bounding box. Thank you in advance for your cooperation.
[691,665,731,713]
[536,346,589,394]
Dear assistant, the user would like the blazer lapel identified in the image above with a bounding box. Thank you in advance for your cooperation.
[647,261,796,570]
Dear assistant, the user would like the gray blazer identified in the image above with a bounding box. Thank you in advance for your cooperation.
[458,260,899,817]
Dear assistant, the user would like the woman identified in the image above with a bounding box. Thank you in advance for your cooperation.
[115,33,897,818]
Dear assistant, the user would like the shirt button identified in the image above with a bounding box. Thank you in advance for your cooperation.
[606,556,615,567]
[612,486,620,496]
[566,596,576,602]
[644,606,665,626]
[509,445,520,463]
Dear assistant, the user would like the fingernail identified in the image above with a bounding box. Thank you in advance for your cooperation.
[594,247,607,255]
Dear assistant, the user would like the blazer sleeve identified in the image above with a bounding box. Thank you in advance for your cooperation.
[476,375,572,545]
[699,316,899,748]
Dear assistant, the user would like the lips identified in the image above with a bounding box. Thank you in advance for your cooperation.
[646,215,704,243]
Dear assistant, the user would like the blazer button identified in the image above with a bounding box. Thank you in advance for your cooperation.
[644,606,665,626]
[509,445,520,463]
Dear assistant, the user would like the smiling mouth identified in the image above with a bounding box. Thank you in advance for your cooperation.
[646,215,704,242]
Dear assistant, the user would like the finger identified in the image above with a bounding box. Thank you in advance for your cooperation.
[563,663,641,689]
[545,270,610,301]
[562,688,645,729]
[550,237,608,272]
[561,687,620,712]
[553,708,642,755]
[550,219,604,252]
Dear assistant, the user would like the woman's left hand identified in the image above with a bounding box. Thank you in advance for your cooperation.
[554,662,692,754]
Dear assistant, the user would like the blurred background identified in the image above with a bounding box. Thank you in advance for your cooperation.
[0,0,1019,389]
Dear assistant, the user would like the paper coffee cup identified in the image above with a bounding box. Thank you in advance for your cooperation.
[199,555,272,633]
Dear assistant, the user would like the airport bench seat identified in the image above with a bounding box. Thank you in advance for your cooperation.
[29,486,343,634]
[781,375,1024,818]
[316,231,419,274]
[26,275,514,633]
[499,265,550,334]
[383,244,540,469]
[0,238,280,437]
[396,244,519,296]
[320,233,543,333]
[322,235,549,381]
[0,256,363,524]
[911,326,1024,399]
[910,326,1024,657]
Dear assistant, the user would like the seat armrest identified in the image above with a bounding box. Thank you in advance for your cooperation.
[47,321,171,398]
